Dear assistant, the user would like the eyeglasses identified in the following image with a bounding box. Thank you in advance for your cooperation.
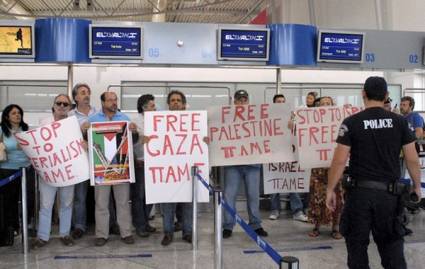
[55,102,70,107]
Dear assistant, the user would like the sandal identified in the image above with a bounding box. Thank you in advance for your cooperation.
[308,228,320,237]
[331,230,343,240]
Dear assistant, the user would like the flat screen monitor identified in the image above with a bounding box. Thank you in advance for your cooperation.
[0,24,34,58]
[218,28,270,61]
[89,25,143,59]
[317,31,365,63]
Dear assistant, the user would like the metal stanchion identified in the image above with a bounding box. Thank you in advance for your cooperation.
[191,166,199,251]
[21,167,29,254]
[280,256,299,269]
[214,189,223,269]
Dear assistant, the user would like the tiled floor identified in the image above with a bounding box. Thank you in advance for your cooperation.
[1,208,425,269]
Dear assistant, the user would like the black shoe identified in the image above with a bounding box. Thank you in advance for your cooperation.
[60,236,74,246]
[255,228,268,237]
[182,234,192,244]
[222,229,232,239]
[136,229,150,238]
[174,222,182,232]
[94,237,108,247]
[121,235,135,244]
[146,225,157,233]
[161,234,173,246]
[71,228,84,240]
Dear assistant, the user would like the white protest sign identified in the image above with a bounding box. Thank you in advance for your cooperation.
[208,103,295,166]
[144,111,209,204]
[263,162,311,194]
[295,106,361,168]
[15,116,89,187]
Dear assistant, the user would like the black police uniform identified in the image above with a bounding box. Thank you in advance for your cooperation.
[337,107,415,269]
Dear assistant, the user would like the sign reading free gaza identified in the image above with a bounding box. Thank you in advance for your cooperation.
[144,111,209,204]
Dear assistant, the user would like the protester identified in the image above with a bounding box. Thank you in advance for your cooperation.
[269,94,308,222]
[83,91,137,246]
[306,91,318,108]
[307,96,343,239]
[68,83,97,239]
[131,94,157,237]
[0,104,31,246]
[222,90,268,239]
[160,90,193,246]
[32,94,75,248]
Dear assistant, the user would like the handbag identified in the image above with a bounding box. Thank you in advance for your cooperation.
[0,133,7,162]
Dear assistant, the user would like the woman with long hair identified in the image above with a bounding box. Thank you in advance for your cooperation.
[0,104,30,246]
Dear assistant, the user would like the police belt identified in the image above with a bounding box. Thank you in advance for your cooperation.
[346,178,407,195]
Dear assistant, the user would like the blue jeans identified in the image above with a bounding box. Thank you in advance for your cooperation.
[131,162,152,232]
[270,193,304,215]
[72,180,89,231]
[37,179,74,241]
[223,165,262,231]
[161,203,192,235]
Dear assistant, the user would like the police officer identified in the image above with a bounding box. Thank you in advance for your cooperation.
[326,76,421,269]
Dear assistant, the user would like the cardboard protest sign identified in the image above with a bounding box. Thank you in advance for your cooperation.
[295,105,361,168]
[208,103,295,166]
[15,116,89,187]
[144,111,209,204]
[88,121,135,186]
[263,162,311,194]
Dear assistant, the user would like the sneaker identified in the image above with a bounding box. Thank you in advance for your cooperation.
[255,228,268,237]
[94,237,108,247]
[293,211,308,222]
[222,229,232,239]
[269,210,280,220]
[182,234,192,244]
[161,233,173,246]
[32,238,48,249]
[121,235,135,244]
[71,228,84,240]
[60,236,74,246]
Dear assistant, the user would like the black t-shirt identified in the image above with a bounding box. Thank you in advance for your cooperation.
[337,107,415,183]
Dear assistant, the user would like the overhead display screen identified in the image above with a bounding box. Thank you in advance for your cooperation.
[0,25,33,57]
[317,31,365,63]
[90,25,143,59]
[218,28,270,61]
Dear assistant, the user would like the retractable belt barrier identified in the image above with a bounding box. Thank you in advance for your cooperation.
[400,178,425,189]
[0,170,22,188]
[195,172,299,269]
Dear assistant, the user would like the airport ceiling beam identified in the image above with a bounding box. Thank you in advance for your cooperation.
[0,0,32,19]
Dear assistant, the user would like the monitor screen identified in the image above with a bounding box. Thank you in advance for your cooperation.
[218,28,270,61]
[0,25,33,57]
[317,31,365,63]
[90,25,143,59]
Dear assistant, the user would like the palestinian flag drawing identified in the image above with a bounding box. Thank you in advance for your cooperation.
[88,121,135,185]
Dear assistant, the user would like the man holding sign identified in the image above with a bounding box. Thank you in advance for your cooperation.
[222,90,268,239]
[85,91,138,247]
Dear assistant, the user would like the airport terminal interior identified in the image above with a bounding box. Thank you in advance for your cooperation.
[2,0,425,268]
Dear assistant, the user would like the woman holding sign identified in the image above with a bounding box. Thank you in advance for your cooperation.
[307,97,343,239]
[0,104,31,246]
[32,94,75,248]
